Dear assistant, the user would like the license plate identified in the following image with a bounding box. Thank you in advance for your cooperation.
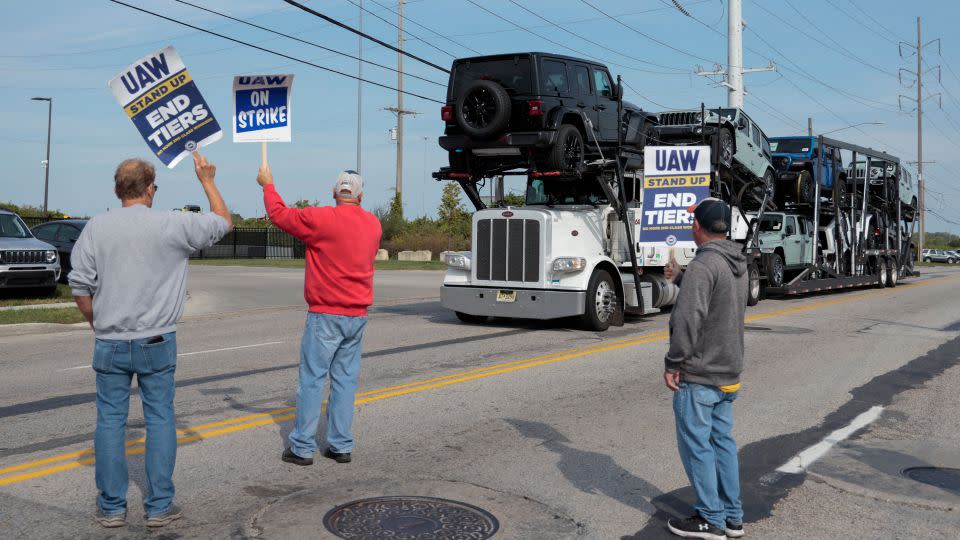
[496,290,517,303]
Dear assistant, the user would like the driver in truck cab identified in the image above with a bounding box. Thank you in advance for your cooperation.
[661,198,749,540]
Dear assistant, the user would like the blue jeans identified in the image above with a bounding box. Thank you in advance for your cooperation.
[673,382,742,529]
[288,313,367,457]
[93,332,177,518]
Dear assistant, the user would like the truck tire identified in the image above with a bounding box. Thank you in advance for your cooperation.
[455,311,488,324]
[834,176,847,206]
[581,269,617,332]
[886,258,899,287]
[766,253,785,288]
[717,127,734,168]
[797,170,815,203]
[454,79,512,140]
[543,124,585,173]
[876,258,888,288]
[747,263,762,306]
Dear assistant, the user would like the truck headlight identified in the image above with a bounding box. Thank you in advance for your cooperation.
[45,250,58,263]
[552,257,587,273]
[446,253,471,270]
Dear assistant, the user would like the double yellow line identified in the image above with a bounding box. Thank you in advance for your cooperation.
[1,272,955,487]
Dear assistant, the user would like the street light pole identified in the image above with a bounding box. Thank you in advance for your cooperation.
[31,97,52,214]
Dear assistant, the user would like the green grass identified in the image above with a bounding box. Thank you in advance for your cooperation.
[0,284,72,307]
[190,259,446,271]
[0,307,85,325]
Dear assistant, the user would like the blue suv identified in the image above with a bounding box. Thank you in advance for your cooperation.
[769,136,847,205]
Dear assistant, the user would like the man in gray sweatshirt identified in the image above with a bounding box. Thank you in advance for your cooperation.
[662,198,748,540]
[69,153,231,529]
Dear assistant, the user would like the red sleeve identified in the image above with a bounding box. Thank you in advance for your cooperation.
[263,184,328,243]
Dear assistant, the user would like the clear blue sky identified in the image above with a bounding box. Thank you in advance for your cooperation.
[2,0,959,232]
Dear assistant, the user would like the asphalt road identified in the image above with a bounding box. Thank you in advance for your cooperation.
[1,265,959,539]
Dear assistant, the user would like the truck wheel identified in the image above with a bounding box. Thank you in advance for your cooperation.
[455,311,488,324]
[543,124,585,173]
[717,128,734,168]
[455,80,512,140]
[581,269,617,332]
[886,258,899,287]
[797,170,815,203]
[747,264,762,306]
[766,253,785,288]
[835,178,847,206]
[876,258,888,288]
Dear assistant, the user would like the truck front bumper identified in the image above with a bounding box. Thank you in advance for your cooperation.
[441,285,585,319]
[0,266,59,288]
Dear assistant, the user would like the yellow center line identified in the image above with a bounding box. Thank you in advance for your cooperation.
[1,272,956,487]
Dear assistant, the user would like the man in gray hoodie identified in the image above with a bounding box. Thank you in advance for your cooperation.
[662,198,747,540]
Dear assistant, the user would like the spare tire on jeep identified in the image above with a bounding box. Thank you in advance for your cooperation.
[455,79,512,140]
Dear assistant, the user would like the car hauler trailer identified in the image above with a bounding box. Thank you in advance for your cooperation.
[758,135,917,296]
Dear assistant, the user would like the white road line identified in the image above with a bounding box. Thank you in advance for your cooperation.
[58,341,285,371]
[776,405,884,474]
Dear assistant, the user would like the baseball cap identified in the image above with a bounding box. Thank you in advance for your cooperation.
[334,170,363,199]
[688,197,731,233]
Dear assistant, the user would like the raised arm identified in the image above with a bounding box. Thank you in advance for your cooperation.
[194,152,233,231]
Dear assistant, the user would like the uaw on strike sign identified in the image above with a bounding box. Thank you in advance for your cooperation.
[109,46,222,168]
[638,146,711,248]
[233,75,293,142]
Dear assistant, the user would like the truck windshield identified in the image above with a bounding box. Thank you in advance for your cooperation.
[0,214,33,238]
[770,138,812,153]
[526,178,609,206]
[758,214,783,232]
[451,58,532,97]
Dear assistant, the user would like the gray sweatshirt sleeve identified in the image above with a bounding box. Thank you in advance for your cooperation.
[68,223,97,297]
[168,212,230,252]
[664,260,714,371]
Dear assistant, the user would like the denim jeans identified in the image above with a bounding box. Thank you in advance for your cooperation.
[288,313,367,457]
[93,332,177,518]
[673,381,742,529]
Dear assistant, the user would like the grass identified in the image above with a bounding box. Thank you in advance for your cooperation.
[190,259,446,271]
[0,307,85,325]
[0,284,72,307]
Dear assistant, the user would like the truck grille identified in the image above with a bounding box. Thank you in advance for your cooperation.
[658,111,700,126]
[0,250,47,264]
[475,218,540,282]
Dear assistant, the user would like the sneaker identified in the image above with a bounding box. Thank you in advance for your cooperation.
[725,520,744,538]
[94,509,126,528]
[322,447,352,463]
[281,447,314,466]
[667,514,727,539]
[145,505,182,528]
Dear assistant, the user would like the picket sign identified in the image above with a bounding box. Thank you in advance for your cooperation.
[637,146,712,249]
[232,74,294,166]
[108,46,222,168]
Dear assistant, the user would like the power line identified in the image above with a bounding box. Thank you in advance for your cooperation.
[847,0,908,42]
[364,0,481,55]
[172,0,444,87]
[282,0,450,73]
[619,80,678,110]
[343,0,458,59]
[107,0,444,103]
[505,0,690,74]
[824,0,897,45]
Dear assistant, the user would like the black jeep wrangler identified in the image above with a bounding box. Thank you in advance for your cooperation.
[439,53,655,177]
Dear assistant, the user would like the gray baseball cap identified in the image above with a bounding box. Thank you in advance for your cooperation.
[335,170,363,198]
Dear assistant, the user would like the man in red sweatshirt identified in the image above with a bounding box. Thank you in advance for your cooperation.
[257,164,382,465]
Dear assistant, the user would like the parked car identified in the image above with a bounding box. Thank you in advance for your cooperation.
[31,219,87,282]
[769,136,847,205]
[0,209,60,293]
[921,249,955,264]
[652,107,776,207]
[439,52,656,177]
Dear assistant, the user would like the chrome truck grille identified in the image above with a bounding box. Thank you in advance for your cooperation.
[658,111,699,126]
[0,250,47,264]
[475,218,540,282]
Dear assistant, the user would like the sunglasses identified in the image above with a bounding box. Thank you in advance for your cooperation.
[151,183,159,192]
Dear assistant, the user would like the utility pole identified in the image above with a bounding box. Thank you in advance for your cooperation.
[693,0,775,107]
[384,0,416,212]
[898,17,941,261]
[356,0,362,173]
[808,117,813,137]
[30,97,52,214]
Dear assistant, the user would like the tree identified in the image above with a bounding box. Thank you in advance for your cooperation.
[437,182,471,239]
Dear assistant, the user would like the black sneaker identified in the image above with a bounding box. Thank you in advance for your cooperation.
[725,520,744,538]
[281,447,314,466]
[667,514,727,539]
[145,505,182,528]
[322,447,352,463]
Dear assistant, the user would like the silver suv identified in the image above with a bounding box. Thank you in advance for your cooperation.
[0,210,60,293]
[654,107,776,200]
[921,249,955,264]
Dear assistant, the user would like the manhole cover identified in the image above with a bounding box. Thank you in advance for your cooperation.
[323,496,500,539]
[903,467,960,494]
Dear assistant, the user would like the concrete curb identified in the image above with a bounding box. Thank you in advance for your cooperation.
[0,302,75,312]
[0,322,88,337]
